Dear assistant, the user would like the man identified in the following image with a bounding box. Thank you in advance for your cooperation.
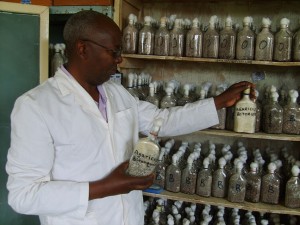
[6,10,254,225]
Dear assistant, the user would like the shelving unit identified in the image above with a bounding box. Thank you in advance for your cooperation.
[116,0,300,219]
[143,191,300,216]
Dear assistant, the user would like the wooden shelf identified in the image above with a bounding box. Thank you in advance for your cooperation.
[198,129,300,142]
[143,191,300,216]
[121,54,300,67]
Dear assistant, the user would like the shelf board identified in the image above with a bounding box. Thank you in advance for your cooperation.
[143,191,300,216]
[121,54,300,67]
[198,129,300,142]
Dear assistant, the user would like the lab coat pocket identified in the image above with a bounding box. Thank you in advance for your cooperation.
[113,108,137,161]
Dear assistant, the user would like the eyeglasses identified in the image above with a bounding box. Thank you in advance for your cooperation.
[81,39,122,58]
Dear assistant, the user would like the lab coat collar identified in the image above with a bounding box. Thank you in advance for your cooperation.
[53,68,104,120]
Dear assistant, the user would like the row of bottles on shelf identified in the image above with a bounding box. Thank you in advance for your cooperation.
[126,73,300,135]
[122,14,300,62]
[152,139,300,208]
[144,198,299,225]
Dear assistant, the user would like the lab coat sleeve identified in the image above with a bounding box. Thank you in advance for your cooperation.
[137,98,219,137]
[6,96,89,218]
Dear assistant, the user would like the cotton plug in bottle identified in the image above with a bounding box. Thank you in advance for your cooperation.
[127,118,164,176]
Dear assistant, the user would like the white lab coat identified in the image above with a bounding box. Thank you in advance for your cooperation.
[6,68,218,225]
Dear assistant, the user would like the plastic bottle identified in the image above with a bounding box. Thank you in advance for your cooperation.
[245,162,261,203]
[236,16,255,60]
[203,15,219,58]
[146,83,160,107]
[285,165,300,208]
[139,16,154,55]
[263,91,283,134]
[196,157,212,197]
[181,155,197,194]
[153,147,167,188]
[274,18,293,62]
[255,17,274,61]
[282,90,300,134]
[169,19,185,56]
[185,18,203,57]
[154,17,170,56]
[293,20,300,61]
[166,154,181,192]
[234,88,257,133]
[261,162,280,204]
[228,161,246,203]
[212,157,228,198]
[127,118,163,176]
[177,84,193,106]
[160,87,177,108]
[219,16,236,59]
[122,14,138,54]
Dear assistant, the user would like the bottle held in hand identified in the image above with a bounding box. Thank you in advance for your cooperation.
[127,118,164,176]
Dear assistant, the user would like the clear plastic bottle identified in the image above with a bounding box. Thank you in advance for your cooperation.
[146,83,160,108]
[177,84,193,106]
[219,16,236,59]
[234,88,257,133]
[274,18,293,62]
[154,17,170,56]
[185,18,203,57]
[122,14,138,54]
[236,16,255,60]
[293,22,300,61]
[212,157,228,198]
[181,155,197,194]
[165,154,181,193]
[196,157,212,197]
[51,44,64,76]
[255,17,274,61]
[160,87,177,109]
[228,161,246,203]
[203,15,219,58]
[169,19,185,57]
[263,91,283,134]
[261,162,280,204]
[126,73,141,99]
[282,90,300,134]
[245,162,261,203]
[127,118,163,176]
[138,16,154,55]
[285,165,300,208]
[153,147,167,188]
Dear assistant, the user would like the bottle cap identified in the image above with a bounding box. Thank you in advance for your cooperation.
[243,88,250,95]
[268,162,276,172]
[225,16,233,27]
[262,17,271,27]
[291,165,300,176]
[280,18,290,26]
[218,157,226,167]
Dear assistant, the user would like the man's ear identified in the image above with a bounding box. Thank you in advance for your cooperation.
[76,40,88,60]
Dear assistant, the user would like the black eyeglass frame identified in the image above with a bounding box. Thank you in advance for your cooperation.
[81,39,122,58]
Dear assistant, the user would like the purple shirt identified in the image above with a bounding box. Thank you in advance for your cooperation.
[61,65,108,122]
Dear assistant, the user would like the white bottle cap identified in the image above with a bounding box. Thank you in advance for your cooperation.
[250,162,258,171]
[192,18,199,28]
[203,157,210,168]
[225,16,233,27]
[268,162,276,173]
[291,165,300,177]
[271,92,279,101]
[243,16,252,25]
[280,18,290,26]
[218,157,226,167]
[144,16,152,25]
[262,17,271,27]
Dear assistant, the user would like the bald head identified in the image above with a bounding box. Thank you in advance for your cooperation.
[63,10,121,55]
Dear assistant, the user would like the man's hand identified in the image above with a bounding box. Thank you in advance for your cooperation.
[89,161,154,200]
[214,81,256,109]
